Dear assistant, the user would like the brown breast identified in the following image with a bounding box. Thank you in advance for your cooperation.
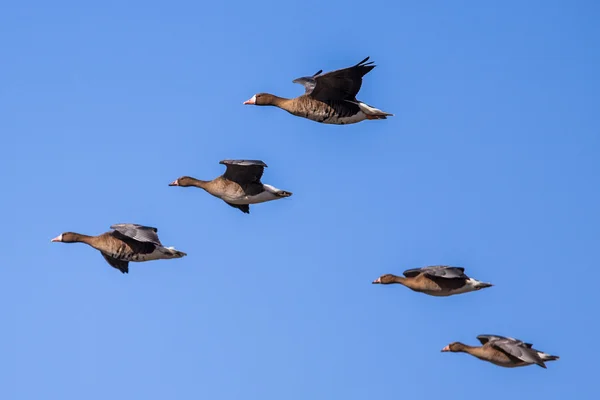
[206,176,245,198]
[479,345,526,367]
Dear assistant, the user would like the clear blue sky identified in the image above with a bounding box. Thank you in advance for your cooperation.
[2,1,598,399]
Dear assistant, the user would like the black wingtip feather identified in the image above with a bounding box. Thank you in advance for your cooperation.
[237,204,250,214]
[356,56,375,67]
[355,57,376,77]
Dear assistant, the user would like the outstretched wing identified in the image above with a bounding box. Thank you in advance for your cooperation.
[292,57,375,102]
[403,265,466,279]
[477,334,533,348]
[477,334,508,345]
[224,201,250,214]
[490,338,546,368]
[110,223,162,246]
[292,69,322,94]
[101,253,129,274]
[220,159,267,186]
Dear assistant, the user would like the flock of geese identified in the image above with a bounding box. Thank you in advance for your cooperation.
[51,57,559,370]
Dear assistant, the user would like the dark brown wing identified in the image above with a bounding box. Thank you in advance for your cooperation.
[224,202,250,214]
[110,231,157,254]
[109,223,162,246]
[101,253,129,273]
[220,160,266,195]
[403,265,468,290]
[477,334,508,345]
[292,57,375,102]
[477,335,533,348]
[490,338,547,368]
[403,265,467,279]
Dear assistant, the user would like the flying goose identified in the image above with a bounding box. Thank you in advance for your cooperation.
[442,335,560,368]
[169,159,292,214]
[51,223,186,274]
[243,57,393,124]
[372,265,493,296]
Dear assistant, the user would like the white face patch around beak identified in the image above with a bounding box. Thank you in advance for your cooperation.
[243,94,256,105]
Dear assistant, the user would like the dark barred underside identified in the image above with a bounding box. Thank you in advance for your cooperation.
[292,96,363,124]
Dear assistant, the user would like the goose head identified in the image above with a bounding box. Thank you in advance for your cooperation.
[372,274,400,284]
[51,232,79,243]
[243,93,278,106]
[441,342,467,352]
[169,177,196,187]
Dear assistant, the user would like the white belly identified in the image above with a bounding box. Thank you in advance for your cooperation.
[224,190,279,205]
[129,247,180,262]
[219,183,286,205]
[420,280,479,297]
[443,279,482,296]
[247,190,280,204]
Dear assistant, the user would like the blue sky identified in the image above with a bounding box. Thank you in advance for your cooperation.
[2,1,598,399]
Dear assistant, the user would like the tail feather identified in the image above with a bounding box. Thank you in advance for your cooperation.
[164,246,187,258]
[357,102,394,119]
[365,114,390,120]
[276,190,293,198]
[540,353,559,362]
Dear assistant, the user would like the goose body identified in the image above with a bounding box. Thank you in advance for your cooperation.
[220,183,285,205]
[169,159,292,214]
[244,57,393,125]
[372,265,493,297]
[442,335,559,369]
[51,223,186,274]
[100,235,180,263]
